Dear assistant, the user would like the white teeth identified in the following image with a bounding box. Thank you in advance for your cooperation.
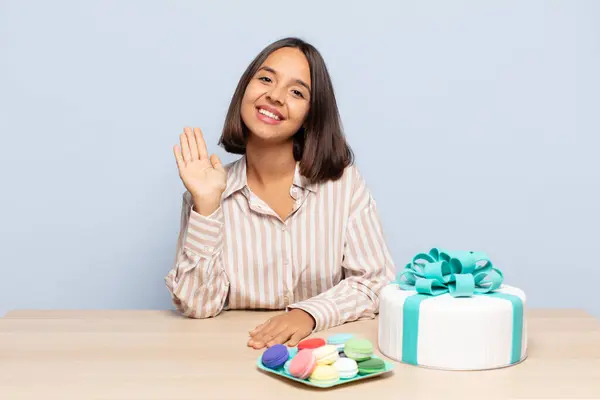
[259,108,280,120]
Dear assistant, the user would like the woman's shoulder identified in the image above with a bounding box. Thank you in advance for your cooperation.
[321,163,367,191]
[311,163,377,218]
[223,156,243,176]
[302,164,372,208]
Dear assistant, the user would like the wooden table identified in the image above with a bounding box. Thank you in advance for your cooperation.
[1,309,600,399]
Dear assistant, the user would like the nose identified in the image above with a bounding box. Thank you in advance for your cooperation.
[266,84,285,105]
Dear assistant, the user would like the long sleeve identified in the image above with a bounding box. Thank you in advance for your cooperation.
[287,167,396,331]
[164,191,229,318]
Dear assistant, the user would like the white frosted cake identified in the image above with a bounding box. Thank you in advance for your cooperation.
[378,248,527,371]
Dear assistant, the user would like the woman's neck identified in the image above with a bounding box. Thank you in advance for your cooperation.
[245,136,296,187]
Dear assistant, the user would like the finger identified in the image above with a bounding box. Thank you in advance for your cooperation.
[173,145,185,171]
[248,327,270,347]
[194,127,209,160]
[252,323,282,348]
[267,326,293,347]
[180,131,192,164]
[250,318,272,336]
[186,127,199,160]
[261,321,290,347]
[287,328,310,347]
[249,335,268,349]
[250,323,265,336]
[210,154,224,172]
[252,325,275,345]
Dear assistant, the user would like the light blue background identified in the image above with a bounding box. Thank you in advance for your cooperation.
[1,1,599,318]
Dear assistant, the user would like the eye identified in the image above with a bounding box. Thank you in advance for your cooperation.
[292,89,305,98]
[258,76,272,83]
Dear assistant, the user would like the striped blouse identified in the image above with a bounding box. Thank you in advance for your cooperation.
[164,156,396,332]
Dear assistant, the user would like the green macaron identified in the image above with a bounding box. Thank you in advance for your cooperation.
[343,338,373,361]
[357,358,386,375]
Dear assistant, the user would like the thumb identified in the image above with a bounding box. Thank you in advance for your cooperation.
[210,154,224,171]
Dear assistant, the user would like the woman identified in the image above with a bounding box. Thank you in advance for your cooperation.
[166,37,395,350]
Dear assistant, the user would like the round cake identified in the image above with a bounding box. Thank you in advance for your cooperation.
[378,248,528,371]
[378,248,527,370]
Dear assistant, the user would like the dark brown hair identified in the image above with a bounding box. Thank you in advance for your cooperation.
[218,37,353,183]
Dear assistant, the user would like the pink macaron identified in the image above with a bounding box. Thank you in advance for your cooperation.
[289,349,317,379]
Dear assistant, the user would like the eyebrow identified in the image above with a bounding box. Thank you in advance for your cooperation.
[258,66,311,94]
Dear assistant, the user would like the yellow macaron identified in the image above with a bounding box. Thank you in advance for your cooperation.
[308,365,340,385]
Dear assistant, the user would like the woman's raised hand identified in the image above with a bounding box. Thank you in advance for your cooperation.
[173,127,227,216]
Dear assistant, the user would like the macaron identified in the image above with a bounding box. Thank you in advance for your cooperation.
[289,348,317,379]
[261,344,289,369]
[357,358,386,375]
[312,344,340,365]
[283,359,292,375]
[297,337,326,351]
[287,347,298,359]
[333,357,358,379]
[327,333,354,350]
[308,365,340,386]
[343,338,373,361]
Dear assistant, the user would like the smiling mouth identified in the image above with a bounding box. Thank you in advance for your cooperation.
[256,107,284,121]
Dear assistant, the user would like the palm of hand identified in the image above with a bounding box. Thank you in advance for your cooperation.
[173,127,227,210]
[180,158,227,199]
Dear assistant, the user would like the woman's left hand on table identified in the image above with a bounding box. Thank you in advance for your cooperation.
[247,309,316,349]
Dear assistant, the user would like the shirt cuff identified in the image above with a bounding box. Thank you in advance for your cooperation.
[183,205,224,260]
[287,297,341,332]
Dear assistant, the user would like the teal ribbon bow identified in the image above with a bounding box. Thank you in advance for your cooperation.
[396,248,504,297]
[396,248,524,366]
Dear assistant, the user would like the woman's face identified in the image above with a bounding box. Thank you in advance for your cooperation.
[240,47,312,145]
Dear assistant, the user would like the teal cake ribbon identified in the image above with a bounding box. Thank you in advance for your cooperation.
[395,248,523,366]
